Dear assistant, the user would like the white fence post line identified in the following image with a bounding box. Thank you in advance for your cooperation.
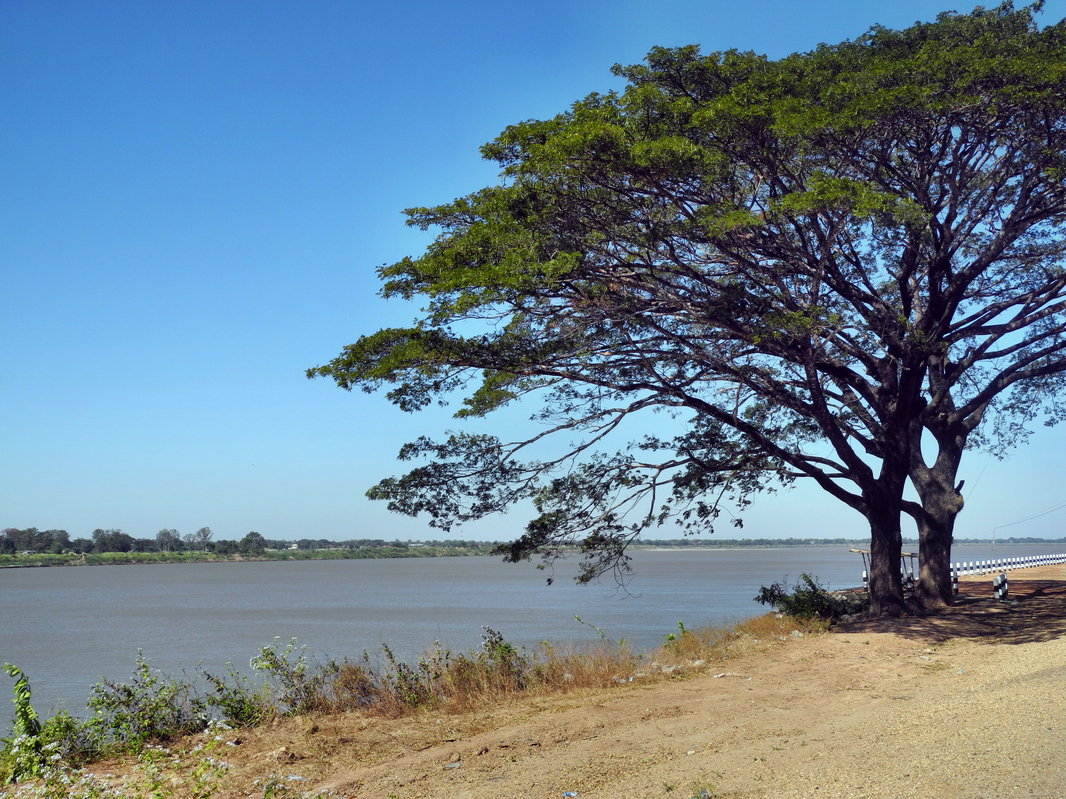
[948,553,1064,586]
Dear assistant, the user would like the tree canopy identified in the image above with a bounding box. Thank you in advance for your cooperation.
[311,2,1065,615]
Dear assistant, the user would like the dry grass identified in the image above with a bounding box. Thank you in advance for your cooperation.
[292,613,824,721]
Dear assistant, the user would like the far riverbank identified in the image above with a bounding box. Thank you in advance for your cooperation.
[0,544,495,568]
[4,538,1060,568]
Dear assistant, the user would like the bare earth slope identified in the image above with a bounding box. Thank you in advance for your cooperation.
[112,566,1066,799]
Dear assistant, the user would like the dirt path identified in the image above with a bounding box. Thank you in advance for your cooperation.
[105,565,1066,799]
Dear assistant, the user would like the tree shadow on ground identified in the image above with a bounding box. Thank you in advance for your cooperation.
[837,579,1066,646]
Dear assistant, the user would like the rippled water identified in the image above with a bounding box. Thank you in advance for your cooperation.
[1,542,1060,721]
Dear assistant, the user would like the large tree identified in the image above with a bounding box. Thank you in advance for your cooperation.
[156,528,183,552]
[311,3,1065,616]
[190,526,214,551]
[92,528,134,553]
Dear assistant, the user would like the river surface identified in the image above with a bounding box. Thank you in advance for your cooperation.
[1,543,1061,721]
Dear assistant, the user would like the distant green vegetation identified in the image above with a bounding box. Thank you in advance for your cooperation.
[1,526,1060,568]
[0,544,499,569]
[0,526,502,567]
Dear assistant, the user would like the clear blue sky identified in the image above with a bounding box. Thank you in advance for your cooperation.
[2,1,1063,544]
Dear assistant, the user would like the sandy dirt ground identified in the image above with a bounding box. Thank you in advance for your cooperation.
[96,564,1066,799]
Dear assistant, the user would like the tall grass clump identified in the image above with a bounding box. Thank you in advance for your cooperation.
[325,627,540,716]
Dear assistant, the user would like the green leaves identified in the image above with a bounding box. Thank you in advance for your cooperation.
[2,664,41,749]
[773,173,926,226]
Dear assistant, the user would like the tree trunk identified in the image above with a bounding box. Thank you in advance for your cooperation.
[915,507,956,608]
[911,462,964,609]
[865,483,906,617]
[909,426,966,610]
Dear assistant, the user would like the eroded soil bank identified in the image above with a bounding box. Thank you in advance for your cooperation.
[92,565,1065,799]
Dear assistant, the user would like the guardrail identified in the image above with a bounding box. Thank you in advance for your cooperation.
[951,552,1066,577]
[858,552,1063,592]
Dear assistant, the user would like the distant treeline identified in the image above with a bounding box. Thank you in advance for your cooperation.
[4,527,1061,567]
[0,544,500,568]
[0,527,500,560]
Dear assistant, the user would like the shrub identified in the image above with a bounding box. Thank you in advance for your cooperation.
[754,573,854,620]
[34,710,102,766]
[85,652,209,748]
[201,663,272,728]
[250,638,337,716]
[477,627,527,691]
[0,725,234,799]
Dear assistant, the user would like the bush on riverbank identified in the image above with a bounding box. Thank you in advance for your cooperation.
[754,573,863,620]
